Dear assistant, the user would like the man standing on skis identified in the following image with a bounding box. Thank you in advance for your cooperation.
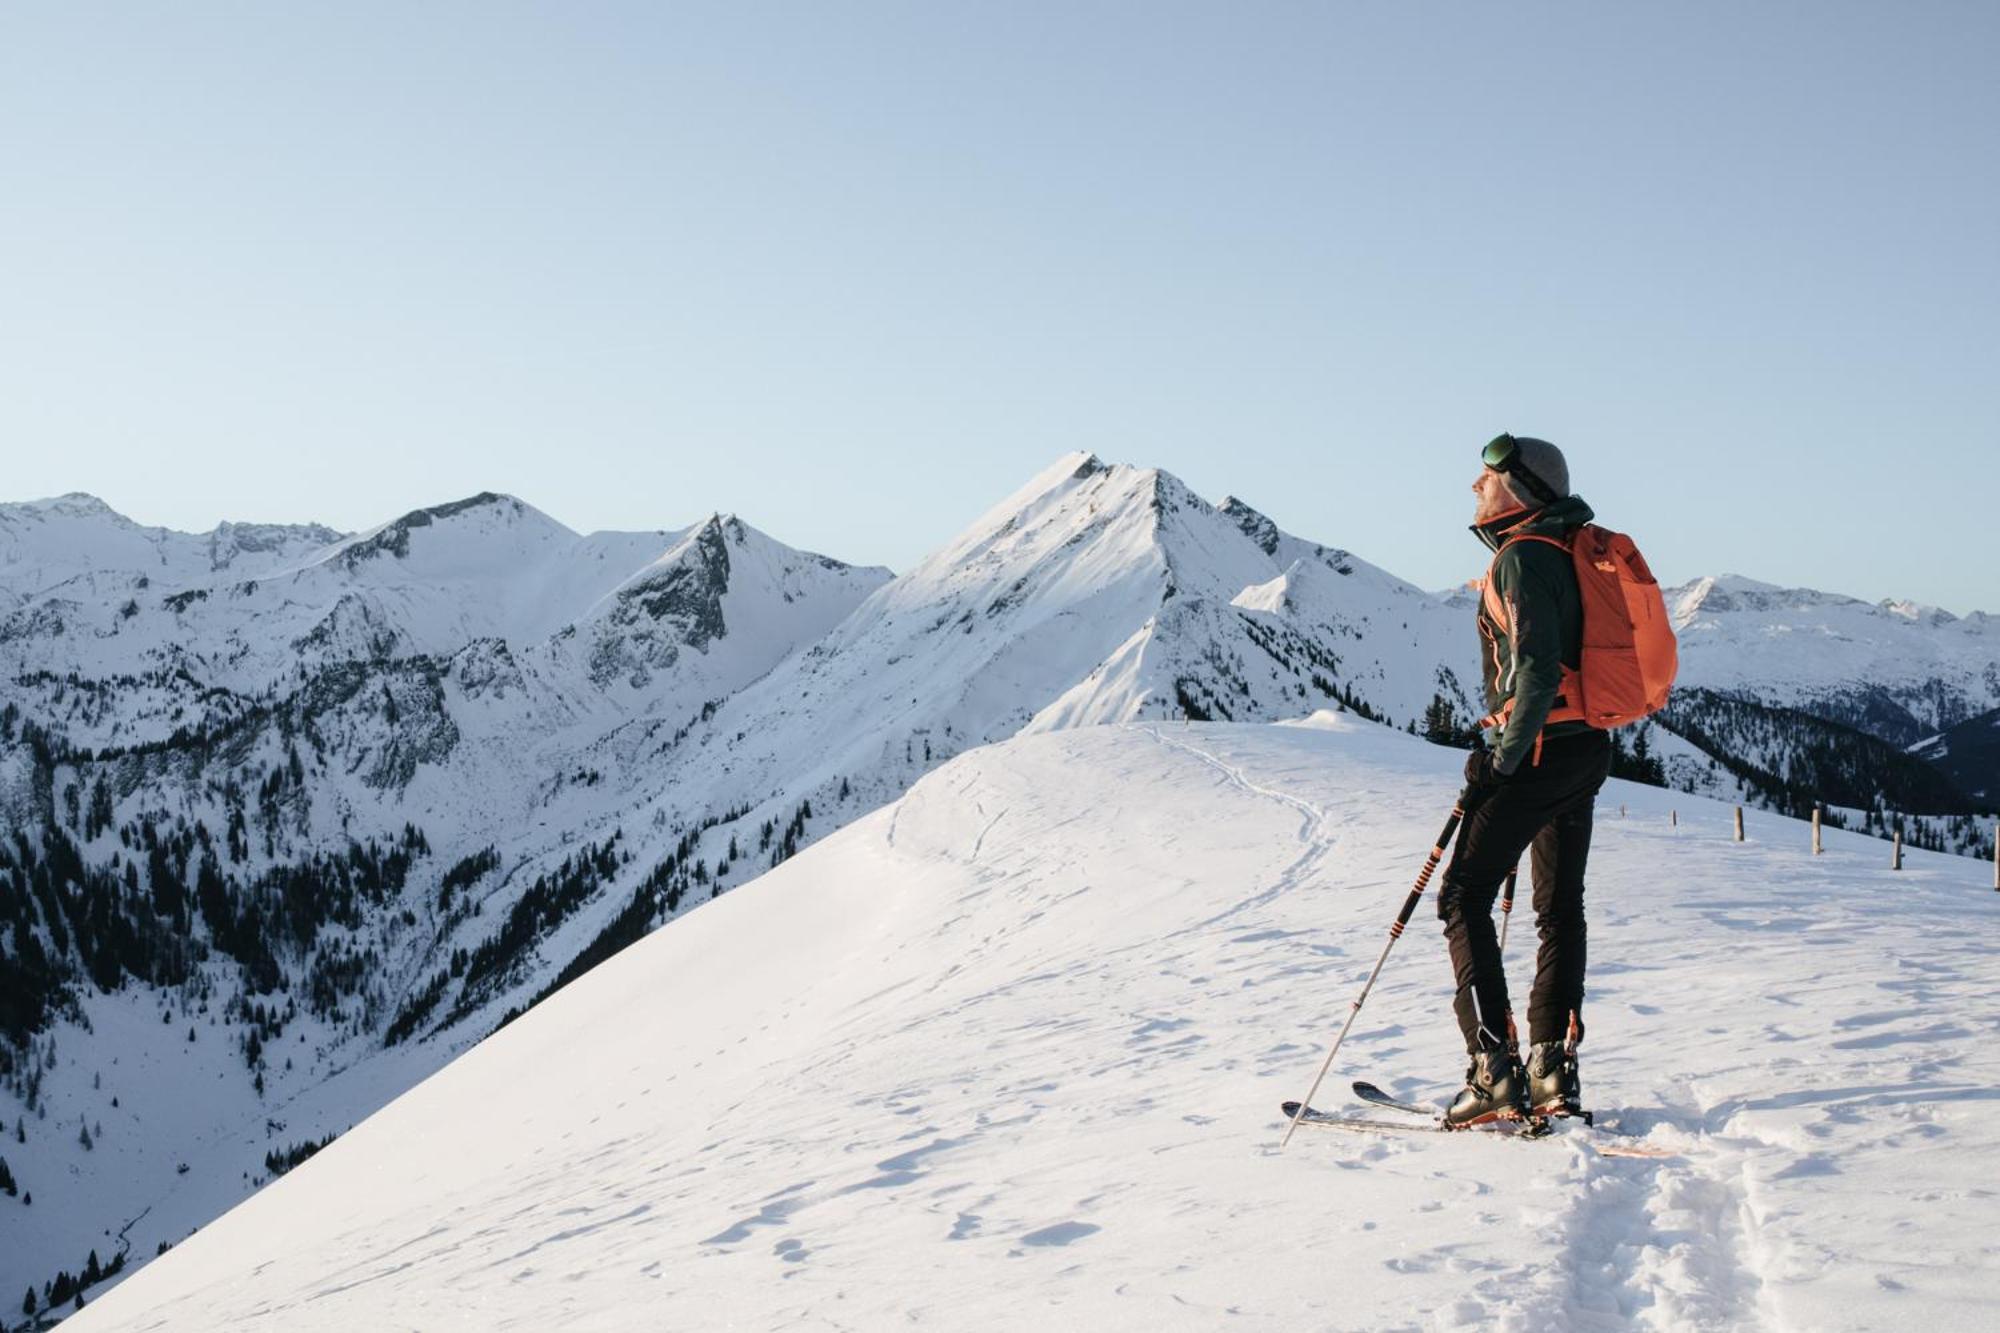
[1438,434,1611,1127]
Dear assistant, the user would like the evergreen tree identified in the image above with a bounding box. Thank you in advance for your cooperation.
[87,775,115,839]
[1607,723,1667,787]
[24,1287,37,1317]
[1419,692,1476,748]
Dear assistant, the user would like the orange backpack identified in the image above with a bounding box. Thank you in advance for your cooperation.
[1480,524,1679,732]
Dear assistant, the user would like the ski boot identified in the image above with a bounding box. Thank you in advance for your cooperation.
[1526,1041,1583,1118]
[1528,1014,1591,1123]
[1443,1047,1529,1128]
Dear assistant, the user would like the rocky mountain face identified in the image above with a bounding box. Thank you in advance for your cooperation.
[0,460,1992,1318]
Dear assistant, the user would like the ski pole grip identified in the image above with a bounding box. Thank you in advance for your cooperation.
[1392,807,1463,930]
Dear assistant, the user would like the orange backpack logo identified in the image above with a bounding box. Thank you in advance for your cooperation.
[1481,524,1679,731]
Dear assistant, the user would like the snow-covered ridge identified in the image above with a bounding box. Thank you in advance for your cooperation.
[1667,572,1999,740]
[1671,572,1987,627]
[0,488,889,707]
[61,723,2000,1332]
[0,492,344,602]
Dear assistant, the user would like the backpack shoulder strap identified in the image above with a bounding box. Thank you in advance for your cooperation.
[1481,531,1572,619]
[1498,532,1574,556]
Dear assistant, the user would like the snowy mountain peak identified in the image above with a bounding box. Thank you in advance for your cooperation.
[324,492,569,571]
[4,490,126,521]
[1230,557,1320,615]
[1144,466,1225,541]
[572,511,890,694]
[1068,450,1110,480]
[1671,573,1856,623]
[592,514,738,652]
[207,519,344,570]
[688,454,1481,804]
[903,455,1271,621]
[1878,597,1959,627]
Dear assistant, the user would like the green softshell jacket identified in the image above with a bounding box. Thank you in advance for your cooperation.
[1470,494,1596,774]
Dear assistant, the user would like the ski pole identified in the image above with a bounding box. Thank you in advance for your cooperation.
[1281,797,1470,1149]
[1498,863,1520,1050]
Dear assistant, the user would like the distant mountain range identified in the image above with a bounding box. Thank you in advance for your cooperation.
[1,457,1993,1318]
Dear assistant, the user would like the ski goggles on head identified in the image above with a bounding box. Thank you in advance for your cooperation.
[1481,433,1522,470]
[1481,433,1560,505]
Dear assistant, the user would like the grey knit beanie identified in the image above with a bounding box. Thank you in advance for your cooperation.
[1498,435,1570,504]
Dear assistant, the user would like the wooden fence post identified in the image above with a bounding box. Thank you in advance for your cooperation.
[1892,829,1903,871]
[1812,805,1823,855]
[1733,806,1744,842]
[1671,809,1678,828]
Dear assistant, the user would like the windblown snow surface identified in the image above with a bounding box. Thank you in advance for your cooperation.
[62,718,2000,1331]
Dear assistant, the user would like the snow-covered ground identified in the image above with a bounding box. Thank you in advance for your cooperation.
[61,718,2000,1331]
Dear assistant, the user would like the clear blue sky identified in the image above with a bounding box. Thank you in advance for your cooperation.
[3,3,1994,611]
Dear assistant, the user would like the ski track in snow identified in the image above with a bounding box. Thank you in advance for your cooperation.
[1139,724,1340,935]
[63,721,2000,1332]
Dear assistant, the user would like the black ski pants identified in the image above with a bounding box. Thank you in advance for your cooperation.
[1437,730,1611,1053]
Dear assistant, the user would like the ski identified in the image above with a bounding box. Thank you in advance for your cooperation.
[1351,1080,1438,1119]
[1284,1100,1678,1158]
[1281,1101,1548,1140]
[1355,1078,1597,1128]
